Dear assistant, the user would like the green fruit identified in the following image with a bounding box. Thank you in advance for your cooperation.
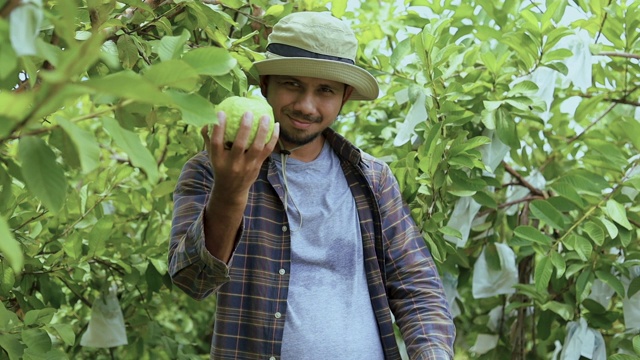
[216,96,275,147]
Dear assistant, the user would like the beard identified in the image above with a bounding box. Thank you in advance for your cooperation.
[278,110,324,146]
[278,127,322,146]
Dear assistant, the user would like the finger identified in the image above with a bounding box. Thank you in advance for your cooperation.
[211,112,227,152]
[250,115,273,150]
[200,125,210,152]
[230,112,254,154]
[264,122,280,153]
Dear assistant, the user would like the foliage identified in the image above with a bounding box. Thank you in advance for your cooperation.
[0,0,639,359]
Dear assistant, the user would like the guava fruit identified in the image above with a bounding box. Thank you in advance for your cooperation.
[215,96,275,147]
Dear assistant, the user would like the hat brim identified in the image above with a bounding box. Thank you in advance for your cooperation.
[252,57,379,101]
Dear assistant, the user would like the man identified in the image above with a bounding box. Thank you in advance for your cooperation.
[169,11,455,360]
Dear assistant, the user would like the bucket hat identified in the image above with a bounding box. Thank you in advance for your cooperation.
[253,12,379,101]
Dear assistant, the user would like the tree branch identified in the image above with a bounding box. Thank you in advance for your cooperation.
[595,51,640,60]
[0,0,20,18]
[574,93,640,107]
[567,103,617,143]
[502,162,546,198]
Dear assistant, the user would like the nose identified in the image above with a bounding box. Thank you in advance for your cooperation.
[291,90,317,116]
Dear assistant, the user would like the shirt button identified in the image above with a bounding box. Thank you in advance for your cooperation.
[274,312,281,319]
[279,269,286,275]
[282,225,288,232]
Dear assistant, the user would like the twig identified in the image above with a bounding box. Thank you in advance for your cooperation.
[502,162,546,197]
[595,51,640,60]
[567,103,617,143]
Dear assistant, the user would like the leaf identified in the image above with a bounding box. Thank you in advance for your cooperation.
[513,226,552,246]
[167,90,218,127]
[18,136,67,213]
[0,216,23,273]
[331,0,347,17]
[182,47,237,76]
[633,335,640,355]
[22,328,51,352]
[50,323,75,346]
[529,199,566,230]
[56,116,101,174]
[583,221,605,246]
[438,226,462,240]
[597,216,619,239]
[495,108,519,149]
[576,269,594,302]
[595,270,625,298]
[540,301,573,321]
[604,199,633,230]
[628,276,640,298]
[508,80,539,96]
[541,48,573,63]
[156,29,190,61]
[81,70,172,105]
[102,117,159,183]
[535,256,553,294]
[0,334,24,360]
[9,0,43,56]
[143,60,200,91]
[550,251,566,278]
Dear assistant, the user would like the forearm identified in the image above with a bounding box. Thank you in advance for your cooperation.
[203,189,247,264]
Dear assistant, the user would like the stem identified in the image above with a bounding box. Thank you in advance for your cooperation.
[3,99,134,142]
[567,103,617,143]
[502,162,546,197]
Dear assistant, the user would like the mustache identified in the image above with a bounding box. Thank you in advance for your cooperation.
[283,109,322,123]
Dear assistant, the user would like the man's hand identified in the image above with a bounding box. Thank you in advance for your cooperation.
[198,110,279,263]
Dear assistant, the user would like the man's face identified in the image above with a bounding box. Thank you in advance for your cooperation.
[260,75,352,147]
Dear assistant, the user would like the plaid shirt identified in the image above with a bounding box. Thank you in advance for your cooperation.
[169,129,455,360]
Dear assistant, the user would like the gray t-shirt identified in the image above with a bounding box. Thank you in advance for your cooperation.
[272,141,385,360]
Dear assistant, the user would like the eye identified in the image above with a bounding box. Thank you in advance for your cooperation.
[320,86,335,94]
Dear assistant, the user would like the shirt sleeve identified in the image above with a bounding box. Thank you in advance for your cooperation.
[377,162,456,359]
[168,152,241,300]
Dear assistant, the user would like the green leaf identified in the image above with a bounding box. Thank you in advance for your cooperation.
[633,335,640,355]
[595,270,625,298]
[628,276,640,298]
[541,48,573,63]
[0,216,23,272]
[182,47,237,76]
[583,221,605,246]
[438,226,462,240]
[597,216,618,239]
[9,0,43,56]
[513,226,552,246]
[142,60,200,91]
[604,199,633,230]
[609,355,640,360]
[81,70,172,105]
[495,108,519,149]
[576,269,594,302]
[117,34,139,69]
[535,256,553,294]
[0,333,24,360]
[102,117,159,183]
[18,136,67,213]
[550,251,566,278]
[331,0,347,17]
[50,323,75,346]
[529,199,566,230]
[167,90,218,128]
[56,116,101,174]
[508,80,539,96]
[22,328,51,353]
[472,191,497,209]
[565,234,592,261]
[156,29,190,61]
[540,300,573,321]
[0,263,15,295]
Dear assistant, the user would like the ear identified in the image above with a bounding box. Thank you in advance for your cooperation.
[259,75,269,97]
[342,85,354,106]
